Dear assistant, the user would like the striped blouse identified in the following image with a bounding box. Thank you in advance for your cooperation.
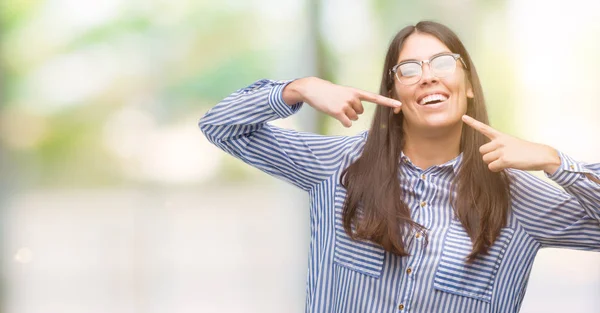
[198,79,600,313]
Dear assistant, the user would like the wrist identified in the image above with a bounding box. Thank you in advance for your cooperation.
[282,77,313,105]
[542,145,561,175]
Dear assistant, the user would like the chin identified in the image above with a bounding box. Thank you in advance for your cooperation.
[421,116,461,129]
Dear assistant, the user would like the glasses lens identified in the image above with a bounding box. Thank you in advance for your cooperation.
[397,62,421,85]
[431,55,457,77]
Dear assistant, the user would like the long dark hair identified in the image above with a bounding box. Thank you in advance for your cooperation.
[340,21,511,261]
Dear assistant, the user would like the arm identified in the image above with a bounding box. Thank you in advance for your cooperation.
[199,79,360,191]
[199,78,402,191]
[509,152,600,250]
[461,115,600,250]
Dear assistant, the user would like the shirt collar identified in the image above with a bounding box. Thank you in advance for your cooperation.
[400,151,463,175]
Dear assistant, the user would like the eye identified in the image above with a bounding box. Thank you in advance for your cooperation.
[431,55,456,75]
[399,63,421,77]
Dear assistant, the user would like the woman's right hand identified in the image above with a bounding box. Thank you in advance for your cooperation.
[282,77,402,127]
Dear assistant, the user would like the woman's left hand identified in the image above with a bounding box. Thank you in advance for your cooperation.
[462,115,561,175]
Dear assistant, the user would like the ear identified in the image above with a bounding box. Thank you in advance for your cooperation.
[466,82,474,99]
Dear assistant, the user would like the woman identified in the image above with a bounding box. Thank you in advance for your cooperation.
[199,21,600,313]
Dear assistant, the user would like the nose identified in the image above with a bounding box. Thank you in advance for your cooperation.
[419,63,438,86]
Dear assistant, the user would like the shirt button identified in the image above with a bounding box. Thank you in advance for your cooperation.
[420,201,427,207]
[569,165,575,170]
[420,173,426,180]
[406,267,412,274]
[415,232,421,239]
[398,304,405,310]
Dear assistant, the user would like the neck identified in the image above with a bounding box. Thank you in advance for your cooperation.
[402,124,462,170]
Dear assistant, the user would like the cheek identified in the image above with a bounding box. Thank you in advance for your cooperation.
[445,78,467,97]
[453,72,470,95]
[393,85,412,103]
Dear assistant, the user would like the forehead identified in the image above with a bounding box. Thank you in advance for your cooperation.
[397,32,451,62]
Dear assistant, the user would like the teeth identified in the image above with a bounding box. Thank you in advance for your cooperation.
[419,94,448,105]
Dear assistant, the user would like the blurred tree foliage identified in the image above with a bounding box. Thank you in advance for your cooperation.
[0,0,516,186]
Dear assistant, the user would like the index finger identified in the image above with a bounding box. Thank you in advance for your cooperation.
[461,115,500,139]
[355,89,402,108]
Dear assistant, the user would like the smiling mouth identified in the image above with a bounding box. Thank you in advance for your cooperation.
[418,93,449,106]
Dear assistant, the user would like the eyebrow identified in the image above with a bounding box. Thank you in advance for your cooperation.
[397,51,453,64]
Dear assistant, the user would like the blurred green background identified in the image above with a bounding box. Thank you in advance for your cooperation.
[1,0,518,187]
[1,0,598,313]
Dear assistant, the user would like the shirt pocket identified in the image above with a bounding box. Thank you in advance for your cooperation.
[332,185,385,278]
[433,219,514,303]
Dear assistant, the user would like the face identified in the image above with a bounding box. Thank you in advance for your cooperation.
[393,32,474,133]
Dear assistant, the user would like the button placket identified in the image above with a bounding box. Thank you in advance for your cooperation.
[397,230,424,313]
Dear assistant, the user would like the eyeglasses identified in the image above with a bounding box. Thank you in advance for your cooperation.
[389,53,468,86]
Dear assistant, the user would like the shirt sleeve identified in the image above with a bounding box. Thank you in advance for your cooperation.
[198,79,366,191]
[509,151,600,251]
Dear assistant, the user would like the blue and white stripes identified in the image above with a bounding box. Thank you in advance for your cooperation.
[199,79,600,313]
